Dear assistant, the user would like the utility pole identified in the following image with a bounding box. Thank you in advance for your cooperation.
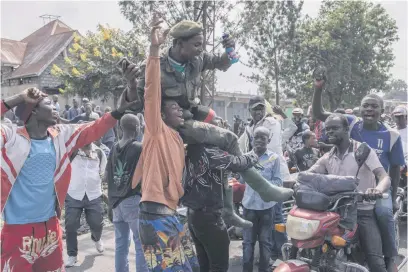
[211,1,216,107]
[200,1,208,105]
[192,1,217,106]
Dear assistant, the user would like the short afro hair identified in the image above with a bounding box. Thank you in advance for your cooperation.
[362,93,384,109]
[326,113,349,129]
[302,130,315,144]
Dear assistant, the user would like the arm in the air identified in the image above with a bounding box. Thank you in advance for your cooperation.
[143,46,162,135]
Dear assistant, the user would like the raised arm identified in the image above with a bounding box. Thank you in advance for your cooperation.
[143,19,169,135]
[2,88,47,116]
[1,88,48,148]
[312,75,331,122]
[65,91,137,152]
[201,35,236,72]
[120,61,144,113]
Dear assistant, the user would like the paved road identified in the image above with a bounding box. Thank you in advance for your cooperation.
[66,222,407,272]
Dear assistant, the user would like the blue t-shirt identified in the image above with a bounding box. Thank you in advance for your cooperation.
[321,115,405,171]
[4,138,57,224]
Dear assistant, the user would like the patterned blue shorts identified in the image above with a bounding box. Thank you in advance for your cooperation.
[139,212,199,272]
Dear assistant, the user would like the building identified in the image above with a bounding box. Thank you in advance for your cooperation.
[210,91,252,124]
[208,91,297,125]
[1,19,78,99]
[1,19,115,111]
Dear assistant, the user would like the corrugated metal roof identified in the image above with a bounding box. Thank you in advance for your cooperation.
[10,31,74,79]
[21,19,72,44]
[0,38,27,65]
[2,20,76,79]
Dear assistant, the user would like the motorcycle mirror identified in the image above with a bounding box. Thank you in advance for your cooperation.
[355,142,371,173]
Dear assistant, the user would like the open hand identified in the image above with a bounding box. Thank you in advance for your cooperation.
[20,87,47,104]
[151,13,169,47]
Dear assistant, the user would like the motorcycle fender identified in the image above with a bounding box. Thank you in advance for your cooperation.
[274,260,310,272]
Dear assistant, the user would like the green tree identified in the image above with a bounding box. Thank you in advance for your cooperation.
[52,25,145,106]
[236,0,304,105]
[384,79,408,100]
[290,1,399,110]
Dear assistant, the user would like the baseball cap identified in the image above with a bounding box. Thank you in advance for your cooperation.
[292,108,304,115]
[392,105,408,116]
[248,95,265,109]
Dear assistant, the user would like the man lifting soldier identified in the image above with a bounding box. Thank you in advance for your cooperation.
[119,17,293,230]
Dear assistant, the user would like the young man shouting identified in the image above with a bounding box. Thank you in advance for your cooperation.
[0,87,134,271]
[131,19,198,271]
[312,74,404,270]
[308,113,391,272]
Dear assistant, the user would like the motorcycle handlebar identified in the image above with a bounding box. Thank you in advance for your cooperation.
[337,191,388,199]
[329,192,388,212]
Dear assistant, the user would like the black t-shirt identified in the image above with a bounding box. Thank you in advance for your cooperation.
[294,147,320,171]
[182,144,240,211]
[106,140,142,209]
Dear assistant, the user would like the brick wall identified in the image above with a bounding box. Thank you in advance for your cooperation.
[38,52,66,90]
[1,66,13,83]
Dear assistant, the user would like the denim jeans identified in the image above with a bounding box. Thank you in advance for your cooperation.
[112,195,148,272]
[242,207,274,272]
[358,209,387,272]
[65,194,104,257]
[271,203,288,260]
[375,189,397,258]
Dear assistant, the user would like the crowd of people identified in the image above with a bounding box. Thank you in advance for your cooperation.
[0,14,407,272]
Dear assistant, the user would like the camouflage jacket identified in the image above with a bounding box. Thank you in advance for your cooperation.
[135,48,231,111]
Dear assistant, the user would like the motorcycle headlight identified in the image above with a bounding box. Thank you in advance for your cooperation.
[286,215,320,240]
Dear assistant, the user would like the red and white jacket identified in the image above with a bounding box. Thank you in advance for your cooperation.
[0,101,117,219]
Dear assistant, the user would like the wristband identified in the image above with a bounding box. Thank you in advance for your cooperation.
[111,110,125,120]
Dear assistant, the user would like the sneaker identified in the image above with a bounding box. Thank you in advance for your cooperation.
[65,256,77,267]
[95,240,104,253]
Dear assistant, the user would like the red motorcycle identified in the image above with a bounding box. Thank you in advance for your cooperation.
[274,191,388,272]
[273,142,405,272]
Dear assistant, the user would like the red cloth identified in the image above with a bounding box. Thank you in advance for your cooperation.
[314,120,323,140]
[1,216,64,271]
[229,178,246,203]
